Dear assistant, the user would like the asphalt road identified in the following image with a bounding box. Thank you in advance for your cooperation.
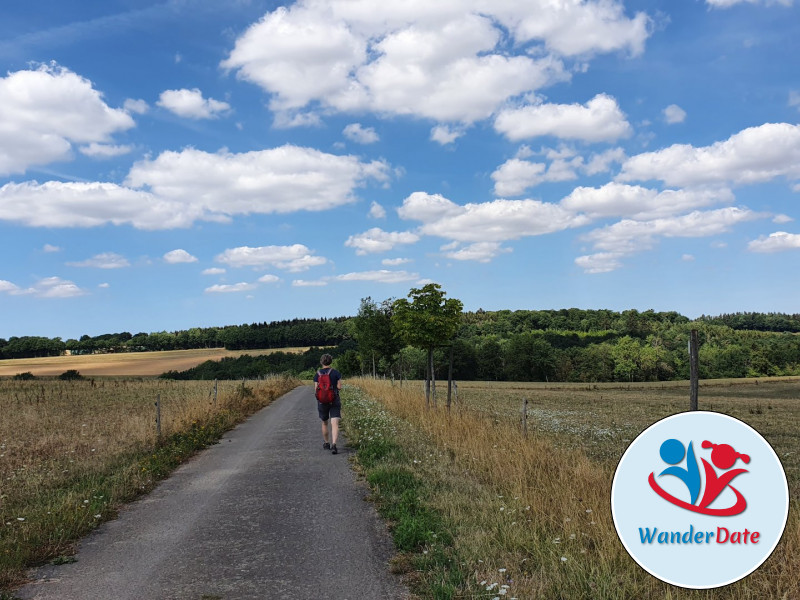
[17,386,408,600]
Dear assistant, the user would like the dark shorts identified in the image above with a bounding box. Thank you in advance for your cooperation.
[317,399,341,421]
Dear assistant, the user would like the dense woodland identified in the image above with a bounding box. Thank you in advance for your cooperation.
[4,308,800,383]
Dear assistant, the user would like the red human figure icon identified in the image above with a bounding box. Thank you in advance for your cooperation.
[698,441,750,512]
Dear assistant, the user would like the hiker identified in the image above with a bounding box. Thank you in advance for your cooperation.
[313,353,342,454]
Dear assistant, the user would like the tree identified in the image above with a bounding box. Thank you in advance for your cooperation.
[351,297,401,376]
[392,284,463,407]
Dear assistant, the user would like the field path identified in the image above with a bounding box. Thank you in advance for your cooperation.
[16,386,407,600]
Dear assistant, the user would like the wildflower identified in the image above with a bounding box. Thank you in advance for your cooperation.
[94,514,102,519]
[499,568,506,573]
[17,518,25,522]
[561,557,567,563]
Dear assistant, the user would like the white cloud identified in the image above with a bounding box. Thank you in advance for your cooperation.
[491,157,581,196]
[98,282,110,288]
[382,257,411,266]
[67,252,130,269]
[399,192,588,243]
[663,104,687,124]
[773,214,794,223]
[344,227,420,254]
[9,276,88,298]
[292,279,328,287]
[443,242,512,262]
[157,88,231,119]
[222,2,650,124]
[576,207,759,272]
[125,145,391,217]
[430,125,465,145]
[257,274,281,283]
[272,111,323,129]
[682,254,695,261]
[163,249,198,264]
[42,244,61,253]
[343,123,379,144]
[204,282,258,293]
[202,267,226,275]
[574,252,624,274]
[0,280,20,293]
[368,201,387,219]
[333,270,419,283]
[124,98,149,114]
[618,123,800,187]
[748,231,800,253]
[79,143,133,158]
[790,91,800,109]
[494,94,632,143]
[584,147,626,175]
[560,183,734,220]
[215,244,326,271]
[0,64,135,176]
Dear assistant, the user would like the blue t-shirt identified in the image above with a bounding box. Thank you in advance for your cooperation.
[313,367,341,400]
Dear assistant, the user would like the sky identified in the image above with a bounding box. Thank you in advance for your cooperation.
[1,0,799,340]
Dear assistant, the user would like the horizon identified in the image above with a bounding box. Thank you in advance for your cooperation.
[2,1,799,340]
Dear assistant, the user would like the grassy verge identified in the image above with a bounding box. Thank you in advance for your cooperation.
[0,376,299,592]
[345,379,800,600]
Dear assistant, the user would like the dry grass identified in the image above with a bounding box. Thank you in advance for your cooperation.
[351,378,800,599]
[0,347,308,377]
[0,376,299,590]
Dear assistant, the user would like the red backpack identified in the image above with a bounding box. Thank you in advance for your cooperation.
[315,369,336,403]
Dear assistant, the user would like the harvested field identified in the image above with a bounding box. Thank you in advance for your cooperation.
[0,347,308,378]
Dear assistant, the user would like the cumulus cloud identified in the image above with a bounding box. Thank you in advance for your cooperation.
[491,157,581,196]
[443,242,512,262]
[204,282,258,293]
[157,88,231,119]
[494,94,632,143]
[202,267,226,275]
[773,214,794,223]
[576,207,759,272]
[222,1,649,124]
[7,276,88,298]
[215,244,326,271]
[67,252,130,269]
[42,244,61,253]
[790,91,800,110]
[124,98,149,114]
[560,183,734,220]
[430,125,465,145]
[0,64,135,176]
[663,104,687,124]
[382,257,411,266]
[79,143,133,158]
[294,269,419,286]
[618,123,800,187]
[399,192,588,243]
[706,0,792,7]
[343,123,379,144]
[0,280,20,293]
[344,227,420,254]
[748,231,800,252]
[258,274,281,283]
[163,249,198,264]
[584,147,626,175]
[292,279,328,287]
[368,201,386,219]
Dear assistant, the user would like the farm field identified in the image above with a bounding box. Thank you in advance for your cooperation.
[0,376,300,590]
[0,347,307,378]
[348,377,800,598]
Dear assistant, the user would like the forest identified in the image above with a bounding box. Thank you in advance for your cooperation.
[4,304,800,383]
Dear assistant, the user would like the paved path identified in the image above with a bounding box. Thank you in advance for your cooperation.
[17,386,407,600]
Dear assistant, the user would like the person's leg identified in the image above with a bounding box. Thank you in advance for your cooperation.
[330,417,340,446]
[321,419,330,444]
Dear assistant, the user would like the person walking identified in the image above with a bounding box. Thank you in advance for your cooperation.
[313,353,343,454]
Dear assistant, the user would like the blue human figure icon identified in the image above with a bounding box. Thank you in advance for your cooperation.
[658,439,701,505]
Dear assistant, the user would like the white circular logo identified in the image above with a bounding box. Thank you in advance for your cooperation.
[611,411,789,589]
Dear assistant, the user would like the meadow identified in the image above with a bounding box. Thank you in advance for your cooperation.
[0,375,299,591]
[0,347,307,378]
[345,377,800,599]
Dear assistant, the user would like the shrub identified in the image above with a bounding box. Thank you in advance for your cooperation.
[58,369,84,381]
[13,372,36,380]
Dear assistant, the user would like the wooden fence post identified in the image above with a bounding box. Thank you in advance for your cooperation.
[689,329,699,411]
[214,379,218,408]
[155,394,162,440]
[522,397,528,437]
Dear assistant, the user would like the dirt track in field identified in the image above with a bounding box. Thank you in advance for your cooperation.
[0,348,306,377]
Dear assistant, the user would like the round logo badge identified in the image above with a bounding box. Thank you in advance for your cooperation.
[611,411,789,589]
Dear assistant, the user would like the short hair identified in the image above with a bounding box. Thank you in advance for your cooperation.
[320,353,333,366]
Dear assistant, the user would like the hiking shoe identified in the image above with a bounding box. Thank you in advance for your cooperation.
[331,444,338,455]
[323,442,331,450]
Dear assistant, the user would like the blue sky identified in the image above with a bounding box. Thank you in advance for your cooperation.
[1,0,799,340]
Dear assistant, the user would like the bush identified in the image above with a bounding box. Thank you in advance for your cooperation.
[58,369,84,381]
[13,372,36,380]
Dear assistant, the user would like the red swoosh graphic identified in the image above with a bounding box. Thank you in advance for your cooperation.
[648,472,747,516]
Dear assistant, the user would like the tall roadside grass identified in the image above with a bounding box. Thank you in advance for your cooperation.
[348,378,800,599]
[0,376,299,591]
